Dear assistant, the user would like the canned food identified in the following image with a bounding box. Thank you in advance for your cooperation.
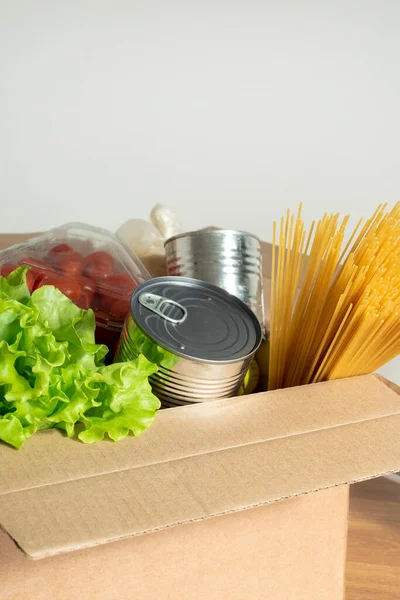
[164,229,264,329]
[115,277,262,406]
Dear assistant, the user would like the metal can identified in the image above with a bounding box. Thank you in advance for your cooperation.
[115,277,262,407]
[164,229,264,328]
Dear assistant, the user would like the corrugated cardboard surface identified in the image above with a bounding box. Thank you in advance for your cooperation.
[0,485,349,600]
[0,374,399,559]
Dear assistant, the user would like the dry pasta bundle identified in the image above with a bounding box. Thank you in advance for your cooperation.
[268,202,400,390]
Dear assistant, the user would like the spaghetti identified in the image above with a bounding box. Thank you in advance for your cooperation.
[268,202,400,390]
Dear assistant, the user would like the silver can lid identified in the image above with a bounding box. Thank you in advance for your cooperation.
[130,277,262,363]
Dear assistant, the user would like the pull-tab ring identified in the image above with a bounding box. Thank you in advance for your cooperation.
[138,292,187,324]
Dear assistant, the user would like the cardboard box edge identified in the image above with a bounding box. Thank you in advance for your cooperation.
[374,373,400,395]
[10,484,357,561]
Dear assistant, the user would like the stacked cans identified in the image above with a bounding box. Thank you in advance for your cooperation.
[115,277,262,407]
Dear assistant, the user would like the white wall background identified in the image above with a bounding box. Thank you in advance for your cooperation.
[0,0,399,382]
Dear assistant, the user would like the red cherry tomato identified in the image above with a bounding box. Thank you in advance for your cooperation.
[53,251,83,277]
[99,273,137,298]
[83,251,115,280]
[49,243,75,255]
[91,293,104,312]
[1,263,17,278]
[33,273,47,290]
[104,272,137,289]
[36,275,82,303]
[87,251,115,266]
[76,275,95,309]
[75,294,91,310]
[48,244,76,268]
[109,298,131,321]
[99,294,113,312]
[26,271,36,292]
[17,257,52,291]
[98,273,137,313]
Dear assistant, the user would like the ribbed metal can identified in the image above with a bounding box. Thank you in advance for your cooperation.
[115,277,262,407]
[164,229,264,329]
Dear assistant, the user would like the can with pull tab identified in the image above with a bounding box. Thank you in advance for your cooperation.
[115,277,262,407]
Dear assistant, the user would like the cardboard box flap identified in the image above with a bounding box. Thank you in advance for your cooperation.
[0,374,399,560]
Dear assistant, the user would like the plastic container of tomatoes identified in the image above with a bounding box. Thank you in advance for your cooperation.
[0,223,151,356]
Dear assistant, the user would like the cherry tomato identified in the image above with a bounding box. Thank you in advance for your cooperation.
[17,257,52,291]
[26,271,36,291]
[87,251,114,266]
[104,272,137,289]
[36,275,82,302]
[91,293,104,312]
[83,251,115,280]
[98,273,137,313]
[1,263,17,278]
[99,273,137,297]
[53,251,83,277]
[33,273,47,290]
[48,244,77,269]
[76,276,95,309]
[109,298,131,321]
[75,295,91,310]
[49,243,75,255]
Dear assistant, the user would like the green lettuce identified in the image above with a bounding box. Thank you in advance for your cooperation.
[0,266,160,449]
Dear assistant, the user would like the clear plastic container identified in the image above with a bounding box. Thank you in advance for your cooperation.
[0,223,151,357]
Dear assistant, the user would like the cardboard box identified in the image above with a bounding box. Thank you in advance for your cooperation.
[0,234,400,600]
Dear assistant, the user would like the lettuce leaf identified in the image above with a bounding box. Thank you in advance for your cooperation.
[0,265,31,303]
[78,356,159,443]
[0,267,160,449]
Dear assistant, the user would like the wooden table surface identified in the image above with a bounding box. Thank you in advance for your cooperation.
[346,477,400,600]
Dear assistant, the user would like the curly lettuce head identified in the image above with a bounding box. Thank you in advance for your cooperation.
[0,266,160,448]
